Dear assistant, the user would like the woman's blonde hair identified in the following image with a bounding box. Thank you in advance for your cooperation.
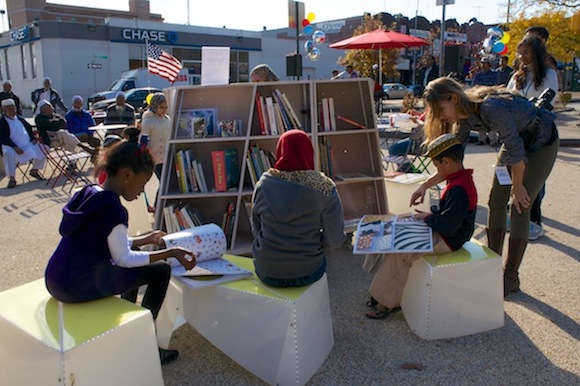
[422,77,509,142]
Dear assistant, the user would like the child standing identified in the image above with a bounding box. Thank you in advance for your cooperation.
[44,129,196,364]
[364,134,477,319]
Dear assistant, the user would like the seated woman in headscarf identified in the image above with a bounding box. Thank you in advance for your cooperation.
[251,130,346,287]
[250,64,280,82]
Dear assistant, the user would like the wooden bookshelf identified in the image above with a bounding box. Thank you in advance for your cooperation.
[156,79,388,255]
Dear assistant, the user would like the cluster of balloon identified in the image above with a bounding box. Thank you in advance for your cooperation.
[482,27,510,59]
[302,12,326,61]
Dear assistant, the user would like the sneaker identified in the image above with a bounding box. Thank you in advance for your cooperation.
[529,222,544,241]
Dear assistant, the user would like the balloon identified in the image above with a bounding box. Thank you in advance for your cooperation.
[492,42,505,53]
[146,93,154,106]
[312,30,326,45]
[303,25,314,35]
[308,47,320,61]
[498,46,509,55]
[499,31,511,44]
[483,37,494,53]
[302,19,310,27]
[304,40,314,53]
[307,12,316,22]
[486,27,503,40]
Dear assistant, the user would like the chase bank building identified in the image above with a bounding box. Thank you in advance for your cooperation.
[0,0,355,110]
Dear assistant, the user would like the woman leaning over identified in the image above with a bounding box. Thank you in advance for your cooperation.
[410,77,559,296]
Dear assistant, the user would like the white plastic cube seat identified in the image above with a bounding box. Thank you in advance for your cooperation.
[0,279,163,386]
[157,255,333,386]
[401,240,504,340]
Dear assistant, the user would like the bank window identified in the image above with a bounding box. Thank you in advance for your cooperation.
[229,50,249,83]
[20,45,27,79]
[29,42,37,78]
[173,48,201,61]
[128,44,146,70]
[3,49,9,79]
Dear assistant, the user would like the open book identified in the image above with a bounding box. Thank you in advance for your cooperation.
[353,214,433,254]
[163,223,252,283]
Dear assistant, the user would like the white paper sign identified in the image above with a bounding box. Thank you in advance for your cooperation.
[495,165,512,186]
[201,46,230,86]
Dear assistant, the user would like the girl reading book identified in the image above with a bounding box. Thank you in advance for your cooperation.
[44,128,196,365]
[251,129,345,287]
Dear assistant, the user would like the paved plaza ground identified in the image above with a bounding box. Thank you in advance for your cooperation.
[0,94,578,385]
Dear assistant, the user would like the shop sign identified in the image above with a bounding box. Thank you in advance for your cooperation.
[11,26,30,41]
[122,29,166,42]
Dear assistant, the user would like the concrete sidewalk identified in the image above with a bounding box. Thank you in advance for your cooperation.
[0,105,578,384]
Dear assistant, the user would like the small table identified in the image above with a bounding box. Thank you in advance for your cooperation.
[88,124,128,141]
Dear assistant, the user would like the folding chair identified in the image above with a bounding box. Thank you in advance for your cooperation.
[15,161,33,183]
[38,142,91,192]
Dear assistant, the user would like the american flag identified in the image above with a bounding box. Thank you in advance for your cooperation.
[147,41,183,83]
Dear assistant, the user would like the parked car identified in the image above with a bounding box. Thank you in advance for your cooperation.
[407,84,424,97]
[90,87,161,123]
[382,83,413,99]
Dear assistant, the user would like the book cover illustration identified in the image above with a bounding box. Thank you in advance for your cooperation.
[353,214,433,254]
[218,119,243,137]
[163,223,251,278]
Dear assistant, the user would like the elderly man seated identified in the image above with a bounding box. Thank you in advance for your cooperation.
[35,100,96,156]
[104,92,135,126]
[0,98,46,188]
[64,95,100,149]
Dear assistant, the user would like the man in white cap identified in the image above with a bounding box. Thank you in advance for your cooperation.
[0,98,46,188]
[31,77,68,116]
[0,81,22,116]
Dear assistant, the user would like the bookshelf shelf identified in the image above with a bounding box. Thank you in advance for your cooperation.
[156,79,388,253]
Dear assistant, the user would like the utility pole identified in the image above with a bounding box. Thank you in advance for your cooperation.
[411,0,419,84]
[437,0,455,77]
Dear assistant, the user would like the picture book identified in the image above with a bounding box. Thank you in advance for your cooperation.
[163,223,251,282]
[176,108,218,138]
[217,119,243,137]
[353,214,433,254]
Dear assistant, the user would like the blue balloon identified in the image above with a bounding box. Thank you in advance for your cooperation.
[487,27,503,40]
[492,42,505,53]
[303,25,314,35]
[308,47,320,61]
[304,40,314,53]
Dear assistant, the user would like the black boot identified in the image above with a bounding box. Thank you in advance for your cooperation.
[159,348,179,365]
[486,228,506,255]
[504,238,527,297]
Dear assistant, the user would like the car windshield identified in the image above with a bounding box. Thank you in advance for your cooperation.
[108,79,124,91]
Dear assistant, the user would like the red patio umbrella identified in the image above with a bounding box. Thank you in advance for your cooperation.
[329,29,429,50]
[329,29,429,83]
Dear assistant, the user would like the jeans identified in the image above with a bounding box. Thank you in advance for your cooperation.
[256,258,326,288]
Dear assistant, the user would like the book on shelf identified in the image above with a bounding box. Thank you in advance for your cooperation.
[318,137,334,179]
[352,214,433,254]
[221,202,236,248]
[211,150,227,192]
[337,114,366,129]
[246,152,258,188]
[217,119,243,137]
[328,97,337,131]
[224,148,240,188]
[255,92,267,135]
[163,223,252,282]
[278,90,303,129]
[321,98,330,132]
[265,97,278,135]
[163,203,207,233]
[175,108,218,138]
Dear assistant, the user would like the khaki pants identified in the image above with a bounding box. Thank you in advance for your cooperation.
[48,130,81,153]
[487,137,559,240]
[363,233,451,309]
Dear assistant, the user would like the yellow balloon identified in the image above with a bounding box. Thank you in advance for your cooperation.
[146,93,154,105]
[307,12,316,22]
[499,31,510,44]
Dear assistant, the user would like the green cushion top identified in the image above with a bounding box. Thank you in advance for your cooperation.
[0,279,150,351]
[423,240,500,267]
[221,254,312,301]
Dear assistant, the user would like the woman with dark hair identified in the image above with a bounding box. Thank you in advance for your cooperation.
[410,77,559,297]
[251,130,345,287]
[45,129,196,364]
[507,36,559,240]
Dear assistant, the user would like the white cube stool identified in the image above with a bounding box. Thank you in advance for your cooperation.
[384,173,432,214]
[157,255,333,386]
[0,279,163,386]
[401,240,504,340]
